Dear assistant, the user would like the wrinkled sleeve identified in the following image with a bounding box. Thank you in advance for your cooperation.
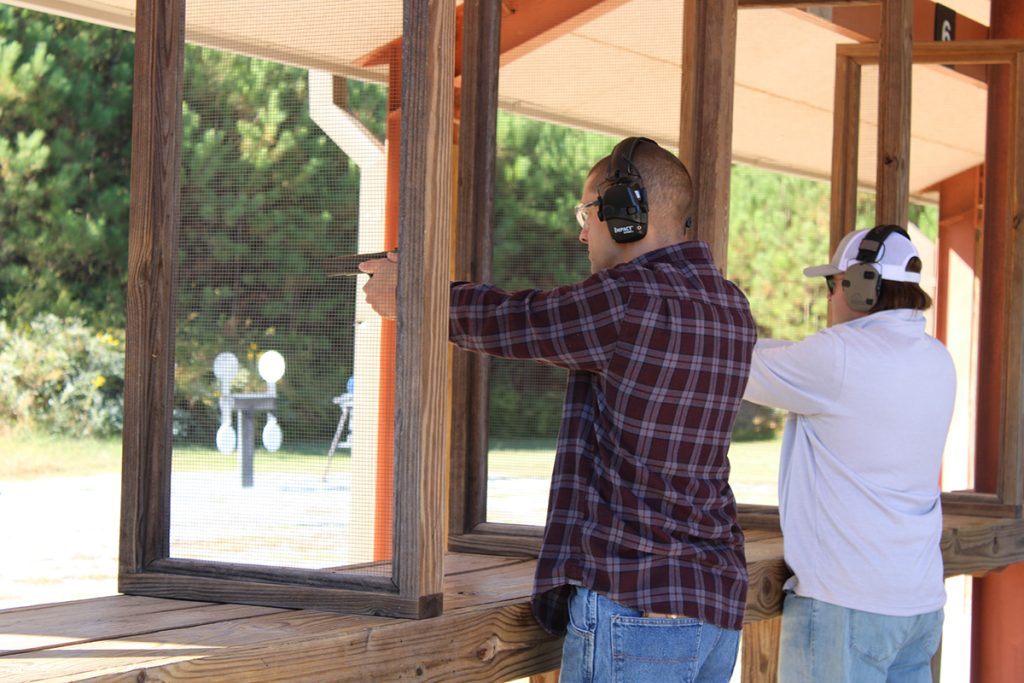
[449,270,628,372]
[743,333,844,415]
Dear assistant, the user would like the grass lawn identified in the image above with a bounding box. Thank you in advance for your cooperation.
[0,432,351,480]
[2,431,781,497]
[0,431,123,479]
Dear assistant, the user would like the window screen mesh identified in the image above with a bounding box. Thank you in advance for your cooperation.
[169,1,400,575]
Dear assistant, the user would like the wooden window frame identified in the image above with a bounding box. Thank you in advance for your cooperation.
[118,0,455,618]
[832,39,1024,519]
[447,0,747,552]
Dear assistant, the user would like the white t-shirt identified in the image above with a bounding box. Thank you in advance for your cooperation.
[744,309,955,616]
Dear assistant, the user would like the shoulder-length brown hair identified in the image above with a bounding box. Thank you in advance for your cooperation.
[872,257,932,312]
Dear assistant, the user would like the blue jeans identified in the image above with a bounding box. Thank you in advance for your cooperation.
[778,593,943,683]
[560,586,740,683]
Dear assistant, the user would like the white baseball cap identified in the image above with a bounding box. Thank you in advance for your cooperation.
[803,227,922,283]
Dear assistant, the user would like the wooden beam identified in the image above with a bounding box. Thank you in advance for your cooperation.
[997,50,1024,512]
[942,516,1024,575]
[393,0,455,615]
[680,0,739,271]
[119,0,185,580]
[741,615,781,683]
[838,40,1024,64]
[738,0,878,6]
[360,0,621,73]
[830,52,861,247]
[875,0,913,227]
[451,0,500,537]
[493,0,626,66]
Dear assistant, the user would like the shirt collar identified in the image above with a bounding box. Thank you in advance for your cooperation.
[629,240,714,269]
[841,308,927,330]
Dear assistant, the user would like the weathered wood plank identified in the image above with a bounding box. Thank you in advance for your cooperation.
[741,615,781,683]
[838,39,1024,65]
[530,672,561,683]
[0,602,282,657]
[448,532,544,557]
[444,561,536,611]
[875,0,912,227]
[446,553,530,575]
[830,53,860,245]
[941,516,1024,575]
[119,570,426,618]
[451,0,500,538]
[120,0,185,579]
[394,0,455,616]
[3,603,562,683]
[941,491,1016,517]
[0,610,391,682]
[998,51,1024,513]
[744,537,788,623]
[680,0,740,271]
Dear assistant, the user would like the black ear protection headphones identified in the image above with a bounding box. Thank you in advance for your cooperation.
[597,137,654,243]
[842,224,910,312]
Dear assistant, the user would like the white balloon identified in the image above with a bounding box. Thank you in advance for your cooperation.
[258,350,286,383]
[263,416,283,452]
[216,424,236,454]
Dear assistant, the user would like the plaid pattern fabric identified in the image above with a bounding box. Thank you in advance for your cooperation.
[450,241,755,633]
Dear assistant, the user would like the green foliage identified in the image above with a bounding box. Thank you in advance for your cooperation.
[487,116,612,440]
[492,113,610,290]
[0,7,133,329]
[172,47,368,443]
[728,165,832,342]
[0,313,124,436]
[0,10,942,448]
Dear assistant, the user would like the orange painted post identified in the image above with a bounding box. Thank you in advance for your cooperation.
[935,167,982,350]
[372,68,402,562]
[972,2,1024,682]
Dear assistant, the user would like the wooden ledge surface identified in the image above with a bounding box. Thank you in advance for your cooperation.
[1,515,1021,682]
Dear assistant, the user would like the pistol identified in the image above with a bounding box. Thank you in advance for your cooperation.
[324,251,394,278]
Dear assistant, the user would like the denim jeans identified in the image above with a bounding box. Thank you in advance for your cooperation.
[560,586,740,683]
[778,593,944,683]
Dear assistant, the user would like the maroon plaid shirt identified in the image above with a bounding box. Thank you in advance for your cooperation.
[449,241,754,633]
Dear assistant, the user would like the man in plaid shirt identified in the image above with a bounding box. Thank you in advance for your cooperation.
[363,138,755,682]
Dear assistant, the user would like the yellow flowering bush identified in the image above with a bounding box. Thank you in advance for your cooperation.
[0,314,124,436]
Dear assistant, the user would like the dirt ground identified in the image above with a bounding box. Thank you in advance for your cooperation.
[0,473,121,609]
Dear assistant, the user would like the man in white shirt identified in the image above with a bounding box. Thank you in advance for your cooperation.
[744,225,956,682]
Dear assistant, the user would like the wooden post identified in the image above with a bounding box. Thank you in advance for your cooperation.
[393,0,455,614]
[680,0,739,271]
[741,615,781,683]
[450,0,500,538]
[119,0,186,579]
[875,0,913,227]
[830,52,861,248]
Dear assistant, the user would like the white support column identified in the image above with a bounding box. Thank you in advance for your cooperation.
[309,70,386,564]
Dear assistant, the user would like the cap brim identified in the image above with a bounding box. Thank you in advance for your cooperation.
[803,264,841,277]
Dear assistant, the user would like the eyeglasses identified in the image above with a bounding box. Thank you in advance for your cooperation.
[575,199,600,229]
[824,275,836,295]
